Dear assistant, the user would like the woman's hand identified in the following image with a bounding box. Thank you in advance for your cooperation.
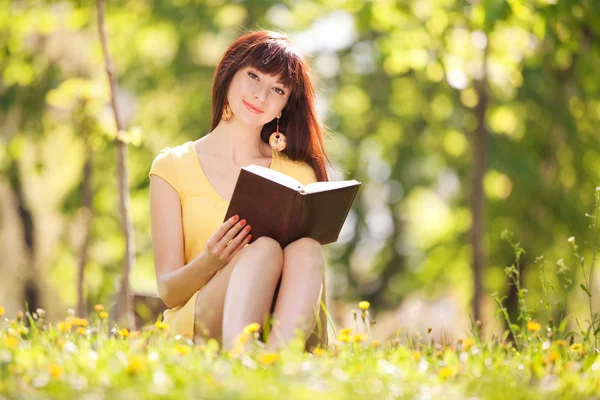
[202,215,252,270]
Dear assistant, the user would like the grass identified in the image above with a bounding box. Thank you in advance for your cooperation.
[1,190,600,398]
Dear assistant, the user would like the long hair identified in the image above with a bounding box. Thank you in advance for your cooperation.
[210,30,330,182]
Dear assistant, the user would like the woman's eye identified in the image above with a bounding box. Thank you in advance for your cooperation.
[248,72,258,80]
[274,88,284,95]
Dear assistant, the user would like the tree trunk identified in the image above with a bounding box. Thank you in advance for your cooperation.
[77,130,94,318]
[470,44,489,330]
[96,0,136,329]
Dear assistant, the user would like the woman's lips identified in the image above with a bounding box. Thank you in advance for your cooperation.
[243,100,263,114]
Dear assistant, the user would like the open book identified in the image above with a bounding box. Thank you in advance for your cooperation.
[223,164,361,248]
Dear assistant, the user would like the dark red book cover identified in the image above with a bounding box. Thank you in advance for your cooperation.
[224,168,361,248]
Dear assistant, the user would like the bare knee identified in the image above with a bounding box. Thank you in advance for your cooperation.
[247,237,284,264]
[283,238,324,273]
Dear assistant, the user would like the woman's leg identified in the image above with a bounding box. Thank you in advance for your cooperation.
[221,237,283,350]
[266,237,325,350]
[193,237,283,348]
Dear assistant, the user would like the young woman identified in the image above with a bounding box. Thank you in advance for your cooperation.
[149,30,331,352]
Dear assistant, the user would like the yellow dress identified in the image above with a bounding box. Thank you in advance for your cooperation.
[148,140,328,349]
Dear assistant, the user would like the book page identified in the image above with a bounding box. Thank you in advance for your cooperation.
[243,164,304,190]
[304,180,361,194]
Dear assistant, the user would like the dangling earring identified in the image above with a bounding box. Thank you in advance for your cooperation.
[269,117,287,152]
[222,101,232,121]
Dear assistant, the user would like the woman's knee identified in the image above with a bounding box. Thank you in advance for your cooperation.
[248,236,284,264]
[283,237,324,273]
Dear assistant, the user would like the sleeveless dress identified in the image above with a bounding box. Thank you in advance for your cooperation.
[148,140,329,349]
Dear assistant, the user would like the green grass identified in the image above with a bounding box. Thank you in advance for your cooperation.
[2,189,599,399]
[1,305,599,399]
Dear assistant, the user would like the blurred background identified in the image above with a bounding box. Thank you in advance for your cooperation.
[1,0,600,342]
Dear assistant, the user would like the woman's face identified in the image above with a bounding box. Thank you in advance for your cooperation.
[226,65,291,126]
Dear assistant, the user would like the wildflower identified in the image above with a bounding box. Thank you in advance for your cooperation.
[58,321,72,333]
[570,343,582,351]
[370,340,380,349]
[174,344,191,355]
[568,236,575,243]
[358,301,370,311]
[555,340,567,347]
[259,352,280,366]
[527,320,541,333]
[127,355,146,374]
[77,327,86,335]
[0,306,4,317]
[434,350,443,359]
[99,312,108,320]
[155,321,169,331]
[438,366,457,379]
[338,333,351,343]
[461,338,475,351]
[48,363,64,380]
[413,351,422,361]
[352,333,368,343]
[339,328,352,336]
[94,304,104,312]
[542,351,560,365]
[72,318,88,327]
[243,323,260,334]
[4,336,19,349]
[16,311,23,322]
[313,347,326,357]
[56,339,66,350]
[36,308,46,319]
[570,343,584,355]
[229,332,250,357]
[120,328,130,338]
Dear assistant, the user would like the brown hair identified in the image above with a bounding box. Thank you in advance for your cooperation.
[210,30,330,182]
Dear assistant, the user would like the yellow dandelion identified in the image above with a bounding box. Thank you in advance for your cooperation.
[48,363,64,380]
[313,347,326,357]
[358,301,370,311]
[438,366,456,379]
[351,333,368,343]
[0,306,4,317]
[370,340,380,348]
[258,352,280,366]
[413,351,421,361]
[461,338,475,351]
[99,311,108,320]
[4,336,19,349]
[72,318,88,327]
[77,327,86,335]
[56,339,66,350]
[338,333,351,343]
[243,322,260,334]
[570,343,584,355]
[434,350,443,359]
[155,321,169,331]
[174,344,191,355]
[127,355,146,374]
[527,320,541,333]
[120,328,130,338]
[58,321,72,333]
[555,340,567,347]
[339,328,352,336]
[94,304,104,312]
[542,350,560,365]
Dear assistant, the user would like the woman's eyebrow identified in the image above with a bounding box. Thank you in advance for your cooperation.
[251,68,286,86]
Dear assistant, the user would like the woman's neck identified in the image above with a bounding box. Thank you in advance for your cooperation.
[205,119,269,166]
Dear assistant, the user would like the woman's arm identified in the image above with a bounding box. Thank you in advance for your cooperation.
[150,176,220,309]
